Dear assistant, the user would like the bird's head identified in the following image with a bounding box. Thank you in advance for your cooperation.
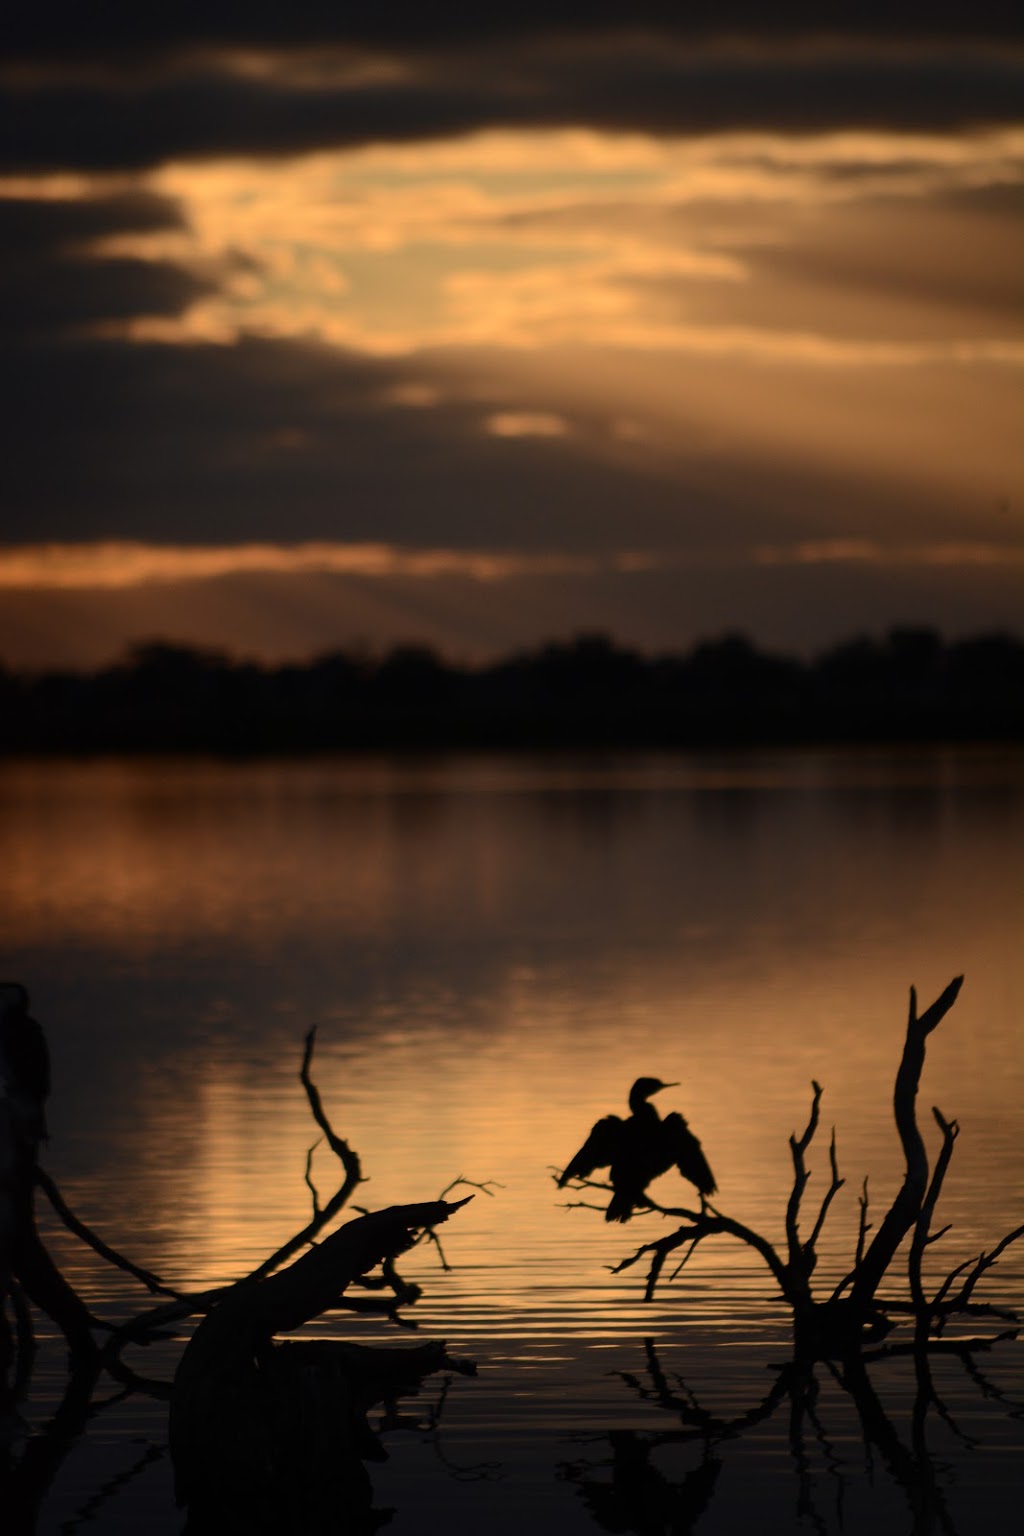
[629,1076,678,1108]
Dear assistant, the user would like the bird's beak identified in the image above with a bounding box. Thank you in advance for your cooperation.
[658,1081,679,1091]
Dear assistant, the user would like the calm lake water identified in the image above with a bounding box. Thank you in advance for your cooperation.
[2,748,1023,1534]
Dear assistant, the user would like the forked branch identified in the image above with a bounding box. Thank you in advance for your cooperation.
[570,976,1020,1361]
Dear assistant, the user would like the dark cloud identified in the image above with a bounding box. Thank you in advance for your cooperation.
[6,317,1010,560]
[0,331,755,551]
[0,192,213,338]
[3,37,1022,173]
[0,190,184,252]
[5,5,1020,65]
[1,5,1019,666]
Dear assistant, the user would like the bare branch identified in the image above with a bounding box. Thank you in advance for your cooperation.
[174,1199,472,1390]
[946,1224,1024,1313]
[35,1168,184,1300]
[299,1026,363,1196]
[806,1127,845,1256]
[849,978,963,1314]
[437,1176,503,1202]
[242,1027,366,1281]
[909,1106,959,1341]
[303,1138,322,1218]
[932,1256,973,1310]
[785,1081,823,1285]
[611,1210,793,1305]
[916,975,965,1037]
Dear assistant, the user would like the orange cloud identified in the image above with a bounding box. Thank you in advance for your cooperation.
[484,411,569,438]
[754,540,1022,566]
[0,541,599,590]
[4,539,1019,596]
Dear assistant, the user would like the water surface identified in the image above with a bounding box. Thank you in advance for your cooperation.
[2,748,1022,1533]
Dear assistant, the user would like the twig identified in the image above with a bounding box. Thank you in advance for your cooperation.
[909,1106,959,1342]
[785,1081,823,1283]
[806,1127,845,1257]
[303,1137,322,1218]
[939,1224,1024,1317]
[35,1168,183,1299]
[242,1027,365,1281]
[611,1211,792,1305]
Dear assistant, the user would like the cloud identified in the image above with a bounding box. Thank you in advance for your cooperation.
[2,319,1018,564]
[4,536,1019,597]
[484,412,569,438]
[753,539,1023,566]
[6,4,1019,60]
[0,187,215,337]
[3,36,1022,174]
[0,541,597,590]
[3,544,1022,673]
[0,16,1020,665]
[12,127,1016,361]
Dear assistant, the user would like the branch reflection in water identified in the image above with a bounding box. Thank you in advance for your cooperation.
[2,1347,478,1536]
[560,1336,1024,1536]
[0,1008,481,1536]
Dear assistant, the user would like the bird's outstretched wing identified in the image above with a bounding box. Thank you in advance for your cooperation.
[662,1112,716,1197]
[558,1114,623,1186]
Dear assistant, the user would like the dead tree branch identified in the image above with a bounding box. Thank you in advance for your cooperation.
[35,1167,183,1300]
[173,1198,472,1391]
[571,975,1019,1362]
[848,976,963,1315]
[908,1107,959,1344]
[785,1080,823,1291]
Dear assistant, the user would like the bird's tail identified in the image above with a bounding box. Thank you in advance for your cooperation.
[605,1193,633,1223]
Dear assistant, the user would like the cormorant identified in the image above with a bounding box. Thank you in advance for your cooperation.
[558,1077,716,1222]
[0,982,51,1143]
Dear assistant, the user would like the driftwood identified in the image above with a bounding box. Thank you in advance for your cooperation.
[560,977,1022,1360]
[170,1199,474,1533]
[1,1000,477,1532]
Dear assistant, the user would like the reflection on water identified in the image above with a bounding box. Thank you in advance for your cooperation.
[1,749,1022,1532]
[559,1338,1024,1536]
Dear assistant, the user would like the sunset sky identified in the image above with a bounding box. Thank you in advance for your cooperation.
[2,6,1021,668]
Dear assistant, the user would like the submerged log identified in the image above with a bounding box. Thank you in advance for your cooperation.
[170,1199,472,1532]
[174,1198,472,1392]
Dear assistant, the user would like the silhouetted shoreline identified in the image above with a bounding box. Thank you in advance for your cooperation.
[1,627,1021,754]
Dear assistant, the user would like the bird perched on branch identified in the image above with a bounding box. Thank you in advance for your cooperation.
[0,981,51,1145]
[558,1077,716,1222]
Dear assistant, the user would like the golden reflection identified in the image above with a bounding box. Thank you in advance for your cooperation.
[14,755,1019,1325]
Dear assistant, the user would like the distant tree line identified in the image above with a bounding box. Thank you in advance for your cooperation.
[1,627,1021,753]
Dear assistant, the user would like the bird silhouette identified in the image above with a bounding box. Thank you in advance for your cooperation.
[558,1077,716,1222]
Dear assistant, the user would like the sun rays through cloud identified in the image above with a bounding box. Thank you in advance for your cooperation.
[1,15,1022,665]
